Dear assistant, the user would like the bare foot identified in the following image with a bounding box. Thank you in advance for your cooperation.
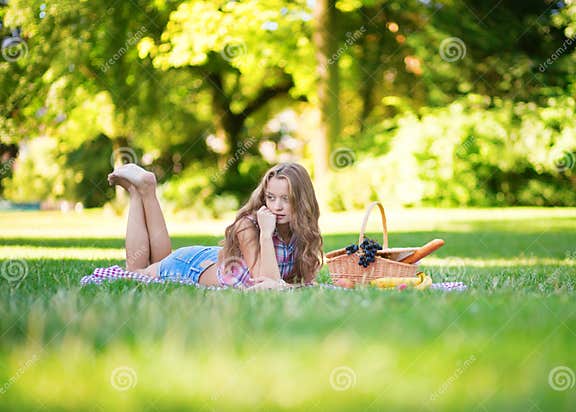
[107,172,133,191]
[110,163,156,195]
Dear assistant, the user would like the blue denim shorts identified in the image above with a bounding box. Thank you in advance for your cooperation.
[159,246,222,283]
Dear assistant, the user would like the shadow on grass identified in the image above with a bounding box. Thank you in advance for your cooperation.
[0,236,222,249]
[1,228,575,260]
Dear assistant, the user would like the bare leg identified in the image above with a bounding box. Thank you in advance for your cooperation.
[110,164,172,263]
[124,188,151,270]
[107,172,151,271]
[139,180,172,263]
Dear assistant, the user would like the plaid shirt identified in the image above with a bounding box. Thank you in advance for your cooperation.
[216,215,296,288]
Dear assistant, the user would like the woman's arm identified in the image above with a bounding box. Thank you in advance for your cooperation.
[236,217,282,281]
[258,232,282,280]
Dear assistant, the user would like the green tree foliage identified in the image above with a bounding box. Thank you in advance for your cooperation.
[1,0,574,210]
[326,0,575,208]
[147,0,314,190]
[1,0,212,204]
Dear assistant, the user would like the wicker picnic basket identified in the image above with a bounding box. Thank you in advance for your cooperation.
[325,201,420,285]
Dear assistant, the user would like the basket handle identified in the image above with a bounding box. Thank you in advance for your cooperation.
[358,201,388,249]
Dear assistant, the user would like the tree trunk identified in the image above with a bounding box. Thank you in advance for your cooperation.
[206,69,294,182]
[358,6,383,133]
[222,120,243,178]
[313,0,340,211]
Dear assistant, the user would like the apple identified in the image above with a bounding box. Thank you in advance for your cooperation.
[334,278,355,289]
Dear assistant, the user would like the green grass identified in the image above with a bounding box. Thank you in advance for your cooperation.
[1,208,575,411]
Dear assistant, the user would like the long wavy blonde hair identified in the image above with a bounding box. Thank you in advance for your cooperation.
[218,162,323,284]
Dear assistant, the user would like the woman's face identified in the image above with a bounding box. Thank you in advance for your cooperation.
[265,177,292,225]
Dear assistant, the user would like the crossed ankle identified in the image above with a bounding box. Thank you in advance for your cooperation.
[136,172,157,195]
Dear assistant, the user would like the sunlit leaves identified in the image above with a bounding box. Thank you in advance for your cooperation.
[155,0,316,98]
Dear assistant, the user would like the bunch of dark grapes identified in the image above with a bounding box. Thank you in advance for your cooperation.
[345,238,382,267]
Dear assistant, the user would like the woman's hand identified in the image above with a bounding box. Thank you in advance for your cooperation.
[245,276,291,290]
[256,205,276,237]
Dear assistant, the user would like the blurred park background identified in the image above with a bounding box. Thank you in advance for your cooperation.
[1,0,575,215]
[2,1,576,411]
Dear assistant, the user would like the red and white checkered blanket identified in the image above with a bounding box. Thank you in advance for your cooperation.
[80,265,221,288]
[81,265,467,291]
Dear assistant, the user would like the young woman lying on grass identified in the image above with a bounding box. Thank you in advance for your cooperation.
[107,162,324,290]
